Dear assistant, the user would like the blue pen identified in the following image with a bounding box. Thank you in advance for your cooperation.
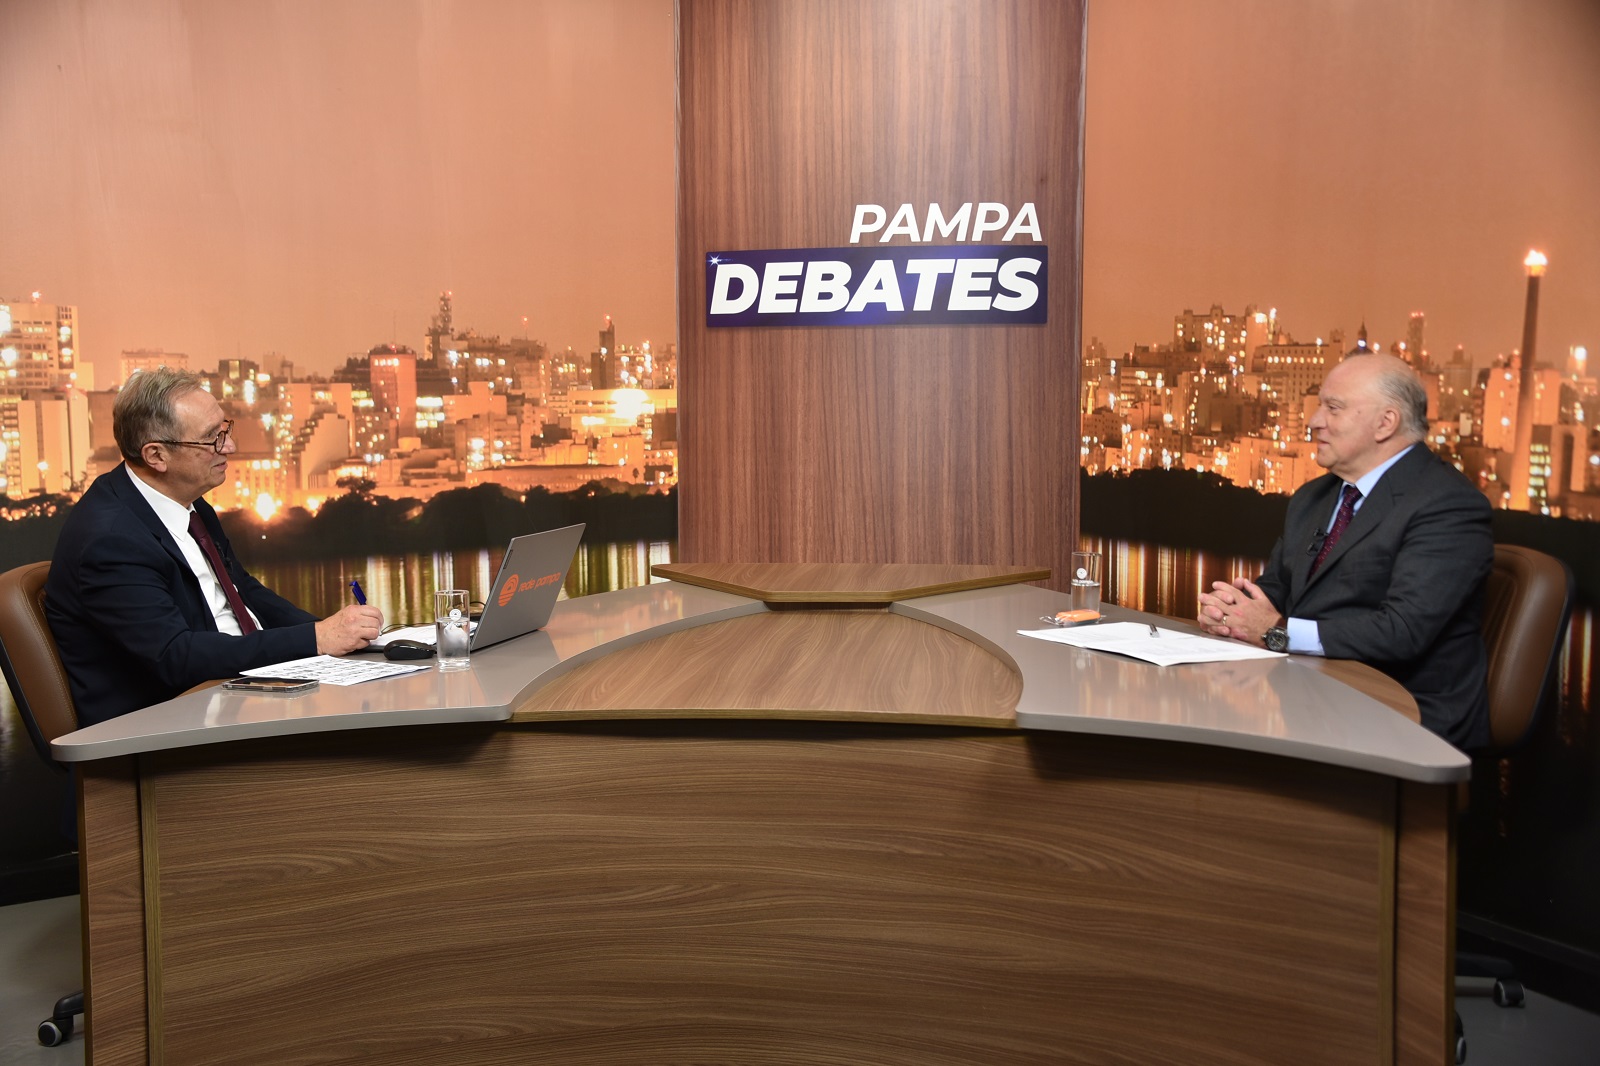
[349,579,367,606]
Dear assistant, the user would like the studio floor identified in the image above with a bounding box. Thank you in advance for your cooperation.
[2,894,1597,1065]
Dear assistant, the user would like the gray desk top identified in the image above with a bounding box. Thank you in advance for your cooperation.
[896,584,1470,784]
[53,580,1470,783]
[51,581,764,763]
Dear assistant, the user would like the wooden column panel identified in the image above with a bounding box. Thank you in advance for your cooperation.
[676,0,1085,588]
[1395,780,1456,1066]
[78,756,148,1066]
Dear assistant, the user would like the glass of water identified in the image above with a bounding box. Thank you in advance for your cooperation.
[1070,551,1102,617]
[435,589,472,670]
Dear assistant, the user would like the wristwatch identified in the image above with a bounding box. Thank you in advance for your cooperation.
[1263,626,1290,653]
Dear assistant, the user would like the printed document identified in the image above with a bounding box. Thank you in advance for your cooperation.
[1019,621,1286,667]
[241,655,431,686]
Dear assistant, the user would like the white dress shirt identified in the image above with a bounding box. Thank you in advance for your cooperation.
[125,465,261,636]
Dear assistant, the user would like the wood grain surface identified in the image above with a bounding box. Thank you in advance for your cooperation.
[516,610,1021,726]
[1395,781,1456,1066]
[133,725,1398,1066]
[676,0,1085,590]
[651,561,1051,602]
[77,757,148,1066]
[140,766,166,1065]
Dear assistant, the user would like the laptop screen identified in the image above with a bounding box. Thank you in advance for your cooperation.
[471,523,586,650]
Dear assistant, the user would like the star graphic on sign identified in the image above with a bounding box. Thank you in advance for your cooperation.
[708,255,722,265]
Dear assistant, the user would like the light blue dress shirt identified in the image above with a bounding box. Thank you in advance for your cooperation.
[1284,444,1416,656]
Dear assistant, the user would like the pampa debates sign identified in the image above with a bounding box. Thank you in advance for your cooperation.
[705,202,1047,328]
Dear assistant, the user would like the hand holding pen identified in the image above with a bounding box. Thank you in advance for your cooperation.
[313,579,382,655]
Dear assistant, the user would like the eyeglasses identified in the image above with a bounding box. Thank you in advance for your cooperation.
[156,419,234,454]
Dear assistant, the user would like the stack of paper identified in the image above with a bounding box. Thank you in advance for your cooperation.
[1019,621,1285,668]
[241,656,432,686]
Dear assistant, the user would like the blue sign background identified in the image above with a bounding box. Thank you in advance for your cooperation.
[705,244,1048,327]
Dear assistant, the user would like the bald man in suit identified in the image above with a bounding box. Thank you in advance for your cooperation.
[1199,353,1493,749]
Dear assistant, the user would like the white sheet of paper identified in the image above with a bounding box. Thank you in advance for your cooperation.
[1018,621,1286,667]
[368,624,436,648]
[368,621,478,649]
[241,655,432,686]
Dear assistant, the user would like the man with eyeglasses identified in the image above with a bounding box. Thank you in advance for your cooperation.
[46,367,385,727]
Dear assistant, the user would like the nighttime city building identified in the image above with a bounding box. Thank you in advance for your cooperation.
[1081,261,1599,517]
[0,295,91,495]
[0,290,680,516]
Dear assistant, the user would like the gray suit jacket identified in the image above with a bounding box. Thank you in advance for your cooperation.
[1254,445,1493,749]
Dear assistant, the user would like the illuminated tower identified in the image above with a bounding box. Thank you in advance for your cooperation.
[1,293,81,394]
[0,389,90,495]
[1506,251,1546,511]
[591,316,618,389]
[1405,313,1426,367]
[368,344,418,447]
[1243,308,1272,360]
[426,291,454,362]
[1173,304,1251,368]
[1347,320,1376,358]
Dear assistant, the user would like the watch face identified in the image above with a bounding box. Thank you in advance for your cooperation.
[1265,627,1289,652]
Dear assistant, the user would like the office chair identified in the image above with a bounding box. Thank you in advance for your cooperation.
[0,561,86,1047]
[1453,544,1574,1063]
[1478,544,1574,757]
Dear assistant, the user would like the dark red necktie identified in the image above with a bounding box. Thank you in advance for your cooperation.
[1310,484,1361,576]
[188,511,258,635]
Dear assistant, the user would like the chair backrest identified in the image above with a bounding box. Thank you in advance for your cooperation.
[0,561,80,767]
[1481,544,1575,751]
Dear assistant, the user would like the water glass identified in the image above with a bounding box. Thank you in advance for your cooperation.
[1070,551,1102,616]
[435,589,471,670]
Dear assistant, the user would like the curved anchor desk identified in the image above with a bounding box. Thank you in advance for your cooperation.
[54,564,1466,1066]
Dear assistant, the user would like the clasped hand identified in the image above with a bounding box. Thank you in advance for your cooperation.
[1197,579,1282,647]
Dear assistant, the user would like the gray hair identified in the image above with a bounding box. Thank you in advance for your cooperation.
[1373,361,1430,442]
[114,367,205,465]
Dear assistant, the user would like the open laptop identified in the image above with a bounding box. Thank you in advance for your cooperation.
[371,523,585,652]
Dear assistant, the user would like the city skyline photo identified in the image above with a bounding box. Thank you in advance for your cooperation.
[5,2,1597,385]
[1,0,679,382]
[1085,0,1599,364]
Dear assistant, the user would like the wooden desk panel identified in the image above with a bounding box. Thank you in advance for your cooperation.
[134,724,1395,1066]
[1395,781,1456,1066]
[651,562,1051,603]
[517,610,1021,727]
[68,580,1459,1064]
[76,757,148,1066]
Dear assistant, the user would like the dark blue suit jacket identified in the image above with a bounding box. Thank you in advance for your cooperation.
[1254,445,1493,749]
[45,464,318,727]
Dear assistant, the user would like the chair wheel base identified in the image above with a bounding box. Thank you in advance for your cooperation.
[1493,977,1526,1008]
[38,1016,73,1046]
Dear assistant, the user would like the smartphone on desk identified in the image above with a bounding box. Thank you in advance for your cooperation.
[221,677,319,694]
